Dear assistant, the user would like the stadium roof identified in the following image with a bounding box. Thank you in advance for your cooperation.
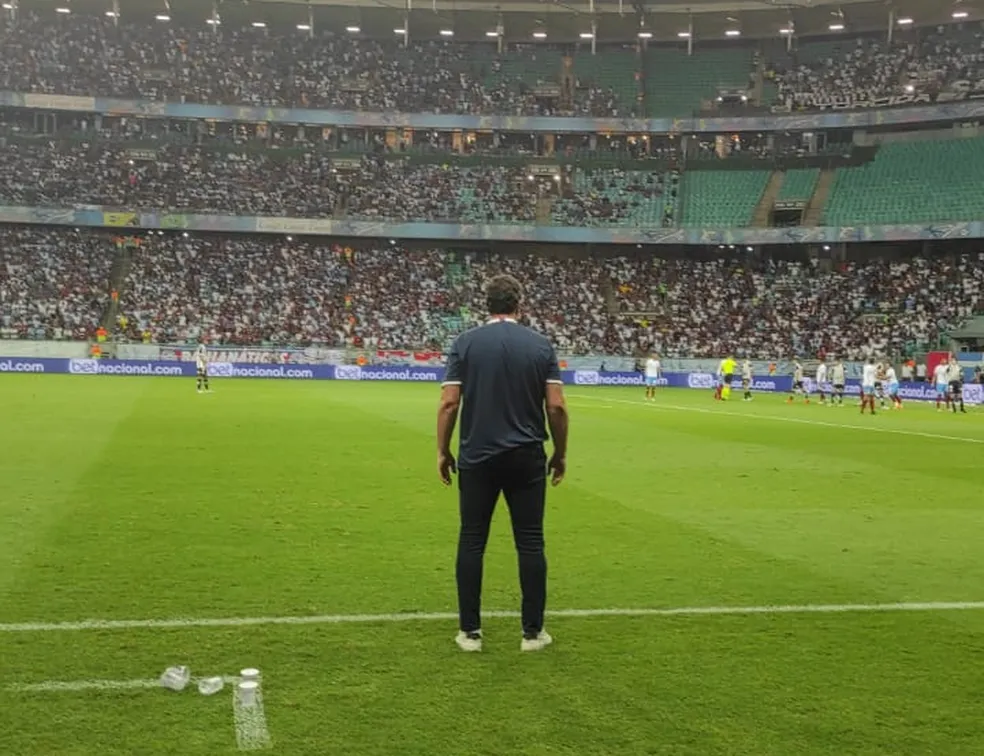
[16,0,984,43]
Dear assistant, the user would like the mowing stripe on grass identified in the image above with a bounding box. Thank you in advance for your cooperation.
[2,601,984,633]
[572,393,984,445]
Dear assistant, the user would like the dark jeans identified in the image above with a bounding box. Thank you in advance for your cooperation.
[456,444,547,635]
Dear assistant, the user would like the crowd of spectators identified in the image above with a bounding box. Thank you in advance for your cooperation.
[0,141,564,223]
[770,28,984,111]
[121,236,350,345]
[341,159,538,223]
[0,13,630,116]
[0,141,342,216]
[4,229,977,361]
[605,254,984,359]
[0,228,111,339]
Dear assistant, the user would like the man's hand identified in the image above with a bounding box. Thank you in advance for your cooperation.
[438,451,457,486]
[547,454,566,486]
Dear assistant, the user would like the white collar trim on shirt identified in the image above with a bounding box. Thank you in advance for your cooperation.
[486,317,517,324]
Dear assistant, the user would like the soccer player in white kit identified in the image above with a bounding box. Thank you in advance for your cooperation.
[195,344,211,394]
[815,360,829,405]
[830,360,846,406]
[644,354,661,401]
[885,364,902,410]
[932,361,950,411]
[861,358,877,415]
[948,356,967,414]
[741,359,753,401]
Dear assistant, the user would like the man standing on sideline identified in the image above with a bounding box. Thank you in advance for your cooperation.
[436,274,569,654]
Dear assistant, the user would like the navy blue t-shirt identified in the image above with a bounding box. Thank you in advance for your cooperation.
[443,319,562,469]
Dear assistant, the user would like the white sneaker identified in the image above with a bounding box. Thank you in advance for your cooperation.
[520,630,553,652]
[455,630,482,652]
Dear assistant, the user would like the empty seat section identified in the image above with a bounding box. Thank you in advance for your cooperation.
[823,137,984,225]
[645,46,753,117]
[679,170,770,226]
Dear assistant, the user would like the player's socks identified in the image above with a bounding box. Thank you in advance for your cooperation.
[722,386,731,401]
[744,391,751,401]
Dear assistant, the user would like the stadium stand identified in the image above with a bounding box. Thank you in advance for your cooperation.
[644,46,754,117]
[822,137,984,225]
[678,170,770,227]
[551,169,679,227]
[3,228,978,361]
[0,229,111,340]
[777,168,820,202]
[0,14,634,116]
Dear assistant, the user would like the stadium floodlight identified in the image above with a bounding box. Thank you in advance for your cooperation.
[296,23,311,30]
[637,31,653,39]
[779,27,793,34]
[2,3,13,8]
[532,31,547,39]
[155,14,170,21]
[206,18,220,24]
[905,83,915,92]
[579,32,594,39]
[439,29,454,36]
[952,10,968,18]
[104,10,117,16]
[897,17,914,25]
[393,28,405,34]
[346,25,360,33]
[485,30,499,37]
[252,21,266,28]
[828,23,844,31]
[725,29,741,37]
[55,6,70,13]
[677,31,691,38]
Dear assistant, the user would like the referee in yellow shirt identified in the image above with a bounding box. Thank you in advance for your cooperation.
[720,355,737,401]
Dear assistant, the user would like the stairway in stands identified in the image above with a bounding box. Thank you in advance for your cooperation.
[751,170,786,227]
[99,241,133,336]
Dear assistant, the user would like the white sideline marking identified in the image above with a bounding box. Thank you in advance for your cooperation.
[233,683,272,751]
[2,601,984,634]
[7,674,272,752]
[7,675,241,694]
[8,678,160,693]
[571,393,984,445]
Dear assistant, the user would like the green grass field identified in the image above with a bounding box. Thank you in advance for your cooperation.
[2,376,983,755]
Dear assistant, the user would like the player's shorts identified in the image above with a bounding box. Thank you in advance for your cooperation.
[723,373,733,385]
[862,384,875,396]
[645,376,660,386]
[793,380,804,391]
[833,383,845,393]
[936,382,949,395]
[874,381,883,393]
[742,377,751,389]
[197,366,208,378]
[949,380,963,396]
[888,382,900,395]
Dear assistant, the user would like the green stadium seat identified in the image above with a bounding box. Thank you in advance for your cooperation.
[645,46,754,118]
[778,168,820,202]
[823,137,984,225]
[679,170,770,226]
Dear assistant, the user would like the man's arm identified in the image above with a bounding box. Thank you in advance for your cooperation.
[436,384,461,485]
[545,343,568,487]
[438,339,464,486]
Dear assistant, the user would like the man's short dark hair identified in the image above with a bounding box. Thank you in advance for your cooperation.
[486,274,523,316]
